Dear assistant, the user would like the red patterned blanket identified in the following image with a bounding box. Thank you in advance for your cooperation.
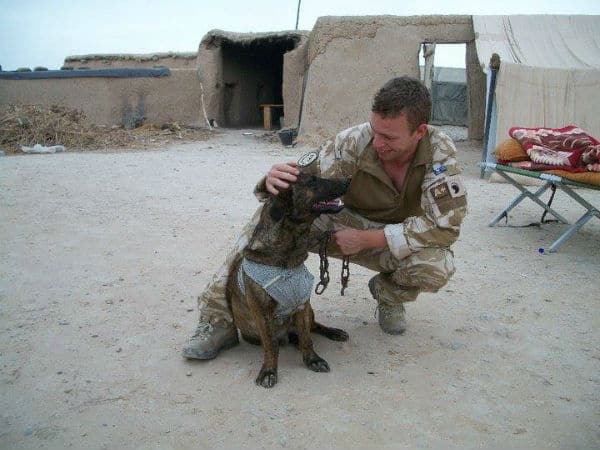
[509,125,600,172]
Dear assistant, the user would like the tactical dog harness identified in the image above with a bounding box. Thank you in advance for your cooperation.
[237,258,314,318]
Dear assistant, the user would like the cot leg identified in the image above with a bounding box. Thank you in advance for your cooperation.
[488,171,569,225]
[489,188,538,226]
[489,182,554,226]
[548,185,600,252]
[548,210,597,253]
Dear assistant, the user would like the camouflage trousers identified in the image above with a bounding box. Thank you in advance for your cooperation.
[197,206,455,324]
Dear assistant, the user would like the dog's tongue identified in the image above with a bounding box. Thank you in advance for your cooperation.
[312,198,344,213]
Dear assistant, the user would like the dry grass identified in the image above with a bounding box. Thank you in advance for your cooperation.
[0,104,213,154]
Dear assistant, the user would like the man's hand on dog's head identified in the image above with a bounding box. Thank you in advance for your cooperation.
[266,162,299,195]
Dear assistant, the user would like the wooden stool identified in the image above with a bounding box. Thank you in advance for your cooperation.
[260,104,284,130]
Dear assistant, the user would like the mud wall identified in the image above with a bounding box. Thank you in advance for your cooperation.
[0,69,202,127]
[282,38,308,129]
[196,45,223,126]
[2,17,487,136]
[299,15,484,142]
[63,52,197,69]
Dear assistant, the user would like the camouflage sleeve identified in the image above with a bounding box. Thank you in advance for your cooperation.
[253,177,270,202]
[383,128,468,258]
[314,123,372,179]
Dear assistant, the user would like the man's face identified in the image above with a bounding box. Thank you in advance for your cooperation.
[370,112,426,163]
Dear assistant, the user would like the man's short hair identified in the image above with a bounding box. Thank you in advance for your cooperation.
[371,76,431,132]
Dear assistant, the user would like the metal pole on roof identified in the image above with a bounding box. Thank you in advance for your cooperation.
[295,0,301,30]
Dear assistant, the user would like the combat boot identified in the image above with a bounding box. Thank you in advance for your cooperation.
[182,320,239,360]
[368,274,407,335]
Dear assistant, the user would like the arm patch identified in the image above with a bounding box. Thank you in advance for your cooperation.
[427,175,467,217]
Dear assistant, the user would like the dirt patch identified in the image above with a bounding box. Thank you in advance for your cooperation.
[0,104,213,154]
[0,131,598,449]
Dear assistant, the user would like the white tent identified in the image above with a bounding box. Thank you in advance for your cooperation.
[474,15,600,166]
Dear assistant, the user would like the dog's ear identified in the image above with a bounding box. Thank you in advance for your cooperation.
[269,201,284,222]
[268,192,290,222]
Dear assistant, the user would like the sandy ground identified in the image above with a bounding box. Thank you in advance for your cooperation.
[1,130,599,450]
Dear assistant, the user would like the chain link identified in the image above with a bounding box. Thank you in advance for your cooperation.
[340,256,350,296]
[315,232,330,294]
[314,231,350,296]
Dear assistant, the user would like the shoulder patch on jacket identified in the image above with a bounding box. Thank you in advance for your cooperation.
[447,176,466,198]
[427,175,467,217]
[298,151,318,168]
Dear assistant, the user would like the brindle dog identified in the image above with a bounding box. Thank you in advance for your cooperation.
[226,173,351,388]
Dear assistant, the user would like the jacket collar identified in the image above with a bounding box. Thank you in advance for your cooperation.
[413,127,432,167]
[360,128,431,191]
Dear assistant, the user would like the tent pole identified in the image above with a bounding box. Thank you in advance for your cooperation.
[481,53,501,179]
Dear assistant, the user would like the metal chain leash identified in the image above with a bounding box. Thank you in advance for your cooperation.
[315,232,330,294]
[314,231,350,296]
[340,256,350,296]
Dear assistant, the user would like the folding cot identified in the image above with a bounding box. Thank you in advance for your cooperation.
[480,162,600,253]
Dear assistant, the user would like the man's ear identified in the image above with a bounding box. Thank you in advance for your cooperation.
[415,123,428,139]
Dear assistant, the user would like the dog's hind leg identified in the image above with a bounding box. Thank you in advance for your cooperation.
[312,321,349,342]
[243,275,280,388]
[294,304,330,373]
[307,304,349,342]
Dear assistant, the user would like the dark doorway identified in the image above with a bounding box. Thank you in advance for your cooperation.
[221,38,296,128]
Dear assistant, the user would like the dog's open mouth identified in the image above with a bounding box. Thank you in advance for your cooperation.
[311,198,344,214]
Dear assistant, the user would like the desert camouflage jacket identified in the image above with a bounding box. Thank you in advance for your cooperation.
[256,122,467,260]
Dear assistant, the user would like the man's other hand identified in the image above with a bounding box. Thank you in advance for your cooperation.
[333,227,387,255]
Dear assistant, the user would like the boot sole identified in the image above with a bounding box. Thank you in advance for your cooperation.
[380,326,406,335]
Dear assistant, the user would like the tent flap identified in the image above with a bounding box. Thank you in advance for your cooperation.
[473,15,600,70]
[474,15,600,156]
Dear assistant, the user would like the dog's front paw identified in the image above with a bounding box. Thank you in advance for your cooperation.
[304,355,330,373]
[255,368,278,388]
